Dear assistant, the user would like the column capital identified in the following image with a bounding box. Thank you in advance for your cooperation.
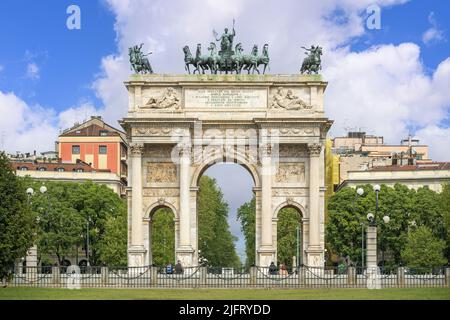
[307,143,322,157]
[178,144,191,157]
[260,143,272,157]
[130,143,144,156]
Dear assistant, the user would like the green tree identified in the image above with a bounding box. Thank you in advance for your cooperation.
[441,184,450,261]
[151,208,175,266]
[442,184,450,236]
[277,207,301,269]
[97,208,127,266]
[197,176,240,267]
[401,226,447,271]
[0,153,36,283]
[68,181,127,265]
[237,197,256,267]
[25,181,84,265]
[327,183,448,267]
[20,179,127,266]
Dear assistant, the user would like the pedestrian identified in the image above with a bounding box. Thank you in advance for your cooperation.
[166,263,173,274]
[269,261,277,275]
[279,263,288,276]
[175,260,184,274]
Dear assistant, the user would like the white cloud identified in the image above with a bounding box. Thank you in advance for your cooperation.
[94,0,409,123]
[422,12,446,45]
[0,91,57,152]
[324,44,450,160]
[415,125,450,162]
[26,62,40,80]
[0,91,102,153]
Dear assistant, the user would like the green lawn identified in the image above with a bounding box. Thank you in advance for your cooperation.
[1,287,449,300]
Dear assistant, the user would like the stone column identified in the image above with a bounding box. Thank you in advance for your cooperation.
[366,226,377,268]
[306,143,323,267]
[128,143,146,267]
[25,245,38,281]
[258,143,275,267]
[177,145,194,266]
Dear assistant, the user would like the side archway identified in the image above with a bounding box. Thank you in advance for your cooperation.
[143,202,178,266]
[274,201,305,269]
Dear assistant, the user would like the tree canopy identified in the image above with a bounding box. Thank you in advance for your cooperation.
[197,176,240,267]
[401,226,447,271]
[151,208,175,266]
[21,178,127,266]
[277,207,301,269]
[327,183,449,267]
[0,153,36,282]
[237,197,256,267]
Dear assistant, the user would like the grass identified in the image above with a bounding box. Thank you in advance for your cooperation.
[1,287,449,300]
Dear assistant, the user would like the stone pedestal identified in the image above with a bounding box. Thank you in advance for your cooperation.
[26,245,38,269]
[305,249,324,268]
[128,246,146,267]
[366,226,377,268]
[257,247,276,268]
[176,247,195,268]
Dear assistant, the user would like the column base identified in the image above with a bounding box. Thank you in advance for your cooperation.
[26,245,38,268]
[128,246,146,267]
[176,246,195,267]
[257,246,276,267]
[305,247,324,268]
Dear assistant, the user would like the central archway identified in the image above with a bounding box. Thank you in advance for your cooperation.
[194,159,257,267]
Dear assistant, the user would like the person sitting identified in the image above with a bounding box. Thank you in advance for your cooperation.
[175,260,184,274]
[269,262,278,275]
[279,263,288,276]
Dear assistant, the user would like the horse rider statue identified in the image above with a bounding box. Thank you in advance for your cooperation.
[300,45,322,74]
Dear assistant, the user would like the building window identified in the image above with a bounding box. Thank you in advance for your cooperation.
[72,145,80,154]
[56,167,65,172]
[99,145,107,154]
[99,130,108,136]
[37,167,47,171]
[19,166,28,171]
[74,168,84,173]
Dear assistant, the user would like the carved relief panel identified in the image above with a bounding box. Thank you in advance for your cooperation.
[140,87,182,111]
[146,162,178,183]
[269,87,311,110]
[275,163,306,183]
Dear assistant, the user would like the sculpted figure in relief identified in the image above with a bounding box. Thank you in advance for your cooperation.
[147,163,177,183]
[276,163,305,183]
[145,88,180,109]
[270,87,311,110]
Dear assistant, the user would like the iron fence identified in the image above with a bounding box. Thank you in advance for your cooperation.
[9,265,450,288]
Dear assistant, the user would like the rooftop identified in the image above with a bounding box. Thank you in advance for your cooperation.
[369,162,450,172]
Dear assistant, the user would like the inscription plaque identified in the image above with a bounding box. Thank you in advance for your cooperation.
[185,88,267,108]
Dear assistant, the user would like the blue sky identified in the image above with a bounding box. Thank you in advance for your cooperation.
[1,0,449,262]
[0,0,115,110]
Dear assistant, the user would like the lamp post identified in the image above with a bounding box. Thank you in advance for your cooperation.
[366,184,390,268]
[25,185,48,271]
[86,216,91,267]
[296,225,301,267]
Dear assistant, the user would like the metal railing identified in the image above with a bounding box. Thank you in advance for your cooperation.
[9,265,450,288]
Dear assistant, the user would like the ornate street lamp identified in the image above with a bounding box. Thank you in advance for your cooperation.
[365,184,390,269]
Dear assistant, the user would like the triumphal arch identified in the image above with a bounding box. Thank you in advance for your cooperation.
[121,72,332,268]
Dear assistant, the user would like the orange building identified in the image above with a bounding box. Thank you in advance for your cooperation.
[57,116,128,186]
